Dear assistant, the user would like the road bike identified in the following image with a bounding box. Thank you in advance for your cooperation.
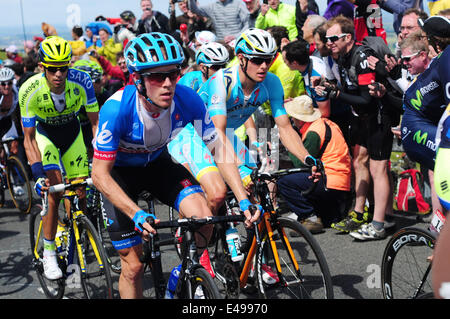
[381,209,446,299]
[0,137,32,214]
[140,211,251,299]
[29,178,113,299]
[210,165,334,299]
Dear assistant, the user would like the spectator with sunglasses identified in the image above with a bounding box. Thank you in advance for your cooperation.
[91,33,260,298]
[91,50,134,93]
[400,16,450,221]
[19,36,99,281]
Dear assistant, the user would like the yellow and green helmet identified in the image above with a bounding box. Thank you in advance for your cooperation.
[39,36,72,67]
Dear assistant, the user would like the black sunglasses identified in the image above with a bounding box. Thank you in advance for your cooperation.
[140,68,181,83]
[45,65,69,73]
[326,33,349,43]
[246,56,273,66]
[0,81,13,86]
[209,64,227,71]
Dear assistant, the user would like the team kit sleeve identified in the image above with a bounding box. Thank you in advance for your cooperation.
[266,73,287,119]
[201,71,228,118]
[355,50,376,87]
[18,77,40,128]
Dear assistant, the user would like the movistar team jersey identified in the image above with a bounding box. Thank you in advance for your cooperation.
[437,104,450,150]
[403,46,450,125]
[178,71,204,92]
[93,84,218,167]
[19,69,99,127]
[197,65,287,129]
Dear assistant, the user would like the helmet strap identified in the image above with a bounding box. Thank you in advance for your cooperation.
[134,78,167,111]
[240,57,258,83]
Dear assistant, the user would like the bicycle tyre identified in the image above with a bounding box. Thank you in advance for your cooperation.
[255,217,334,299]
[6,156,32,214]
[184,266,223,299]
[75,214,114,299]
[29,205,65,299]
[381,226,436,299]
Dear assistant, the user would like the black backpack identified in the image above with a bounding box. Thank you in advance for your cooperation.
[348,36,403,96]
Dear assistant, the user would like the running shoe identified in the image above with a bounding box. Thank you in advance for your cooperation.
[349,223,386,241]
[331,211,366,233]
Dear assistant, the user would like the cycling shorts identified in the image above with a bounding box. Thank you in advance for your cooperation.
[401,108,437,170]
[168,124,257,182]
[435,148,450,211]
[35,119,89,179]
[349,112,394,161]
[104,149,204,250]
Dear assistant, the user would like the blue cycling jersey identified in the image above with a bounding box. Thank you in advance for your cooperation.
[93,84,218,167]
[403,46,450,124]
[197,65,287,129]
[178,71,204,92]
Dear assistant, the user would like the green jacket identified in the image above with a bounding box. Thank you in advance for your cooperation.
[97,38,123,66]
[255,3,298,41]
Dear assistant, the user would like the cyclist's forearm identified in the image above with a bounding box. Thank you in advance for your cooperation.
[216,161,248,202]
[278,123,309,163]
[22,129,42,166]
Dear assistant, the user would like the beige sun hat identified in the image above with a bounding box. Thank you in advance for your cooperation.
[284,95,321,122]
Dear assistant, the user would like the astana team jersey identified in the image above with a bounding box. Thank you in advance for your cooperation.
[93,84,218,167]
[178,71,204,92]
[197,65,287,129]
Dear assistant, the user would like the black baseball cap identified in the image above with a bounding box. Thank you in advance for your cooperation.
[419,16,450,38]
[120,10,135,21]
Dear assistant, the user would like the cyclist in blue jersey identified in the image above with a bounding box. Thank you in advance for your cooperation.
[169,42,232,215]
[197,28,318,172]
[400,16,450,217]
[91,33,259,299]
[178,42,229,92]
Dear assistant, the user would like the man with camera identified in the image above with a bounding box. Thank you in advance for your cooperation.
[138,0,171,35]
[113,10,139,46]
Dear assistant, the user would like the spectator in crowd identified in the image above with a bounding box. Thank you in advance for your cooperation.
[352,0,387,44]
[317,15,396,240]
[243,0,261,28]
[256,0,298,41]
[169,0,215,40]
[85,26,102,49]
[398,8,429,42]
[69,25,88,56]
[378,0,425,34]
[113,10,139,46]
[278,95,352,232]
[5,46,23,64]
[41,22,57,37]
[90,50,133,93]
[96,28,123,66]
[296,0,320,38]
[188,0,249,40]
[282,39,331,118]
[302,14,327,57]
[138,0,171,35]
[400,32,432,78]
[323,0,354,20]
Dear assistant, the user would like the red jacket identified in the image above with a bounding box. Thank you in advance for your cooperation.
[97,55,133,86]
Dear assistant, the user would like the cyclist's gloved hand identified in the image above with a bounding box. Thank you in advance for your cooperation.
[304,155,323,183]
[239,199,263,227]
[132,209,157,234]
[34,177,46,197]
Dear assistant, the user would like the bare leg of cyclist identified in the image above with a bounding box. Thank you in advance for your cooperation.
[428,170,444,215]
[198,171,227,216]
[42,169,64,240]
[117,245,144,299]
[369,159,390,224]
[353,145,370,214]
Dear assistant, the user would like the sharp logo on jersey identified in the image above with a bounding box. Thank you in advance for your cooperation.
[94,150,116,160]
[180,179,192,188]
[97,121,113,145]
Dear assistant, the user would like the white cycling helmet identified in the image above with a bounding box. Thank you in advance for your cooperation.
[235,28,277,57]
[196,42,229,66]
[0,67,15,82]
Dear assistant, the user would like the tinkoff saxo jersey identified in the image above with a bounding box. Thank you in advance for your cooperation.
[19,69,99,128]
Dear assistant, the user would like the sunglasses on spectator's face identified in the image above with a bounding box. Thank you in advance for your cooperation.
[140,68,181,84]
[45,65,69,73]
[0,81,13,87]
[401,51,421,62]
[326,33,349,43]
[245,55,273,66]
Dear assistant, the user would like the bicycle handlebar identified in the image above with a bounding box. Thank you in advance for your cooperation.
[145,214,246,230]
[48,178,94,193]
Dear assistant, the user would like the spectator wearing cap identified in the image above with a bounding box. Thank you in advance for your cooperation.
[188,0,249,41]
[85,24,103,49]
[5,46,23,64]
[277,95,352,232]
[256,0,298,41]
[113,10,138,46]
[96,28,123,66]
[169,0,215,41]
[243,0,261,28]
[138,0,171,35]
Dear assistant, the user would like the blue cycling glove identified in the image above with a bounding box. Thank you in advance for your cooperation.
[132,209,156,233]
[239,199,264,215]
[34,177,46,197]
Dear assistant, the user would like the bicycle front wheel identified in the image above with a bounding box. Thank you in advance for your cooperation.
[381,227,436,299]
[256,217,334,299]
[184,267,222,299]
[29,205,65,299]
[75,214,114,299]
[6,156,32,214]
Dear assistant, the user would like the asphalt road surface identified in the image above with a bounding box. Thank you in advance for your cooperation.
[0,190,432,300]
